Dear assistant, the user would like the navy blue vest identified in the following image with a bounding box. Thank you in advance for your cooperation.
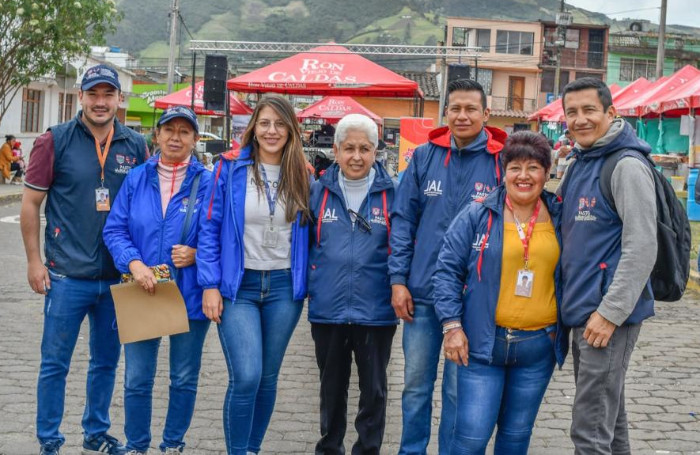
[560,140,654,327]
[44,114,147,279]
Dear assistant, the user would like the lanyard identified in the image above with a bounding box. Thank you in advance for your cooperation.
[505,195,541,269]
[93,127,114,186]
[259,164,279,218]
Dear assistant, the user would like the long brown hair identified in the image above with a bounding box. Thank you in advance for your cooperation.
[242,95,310,223]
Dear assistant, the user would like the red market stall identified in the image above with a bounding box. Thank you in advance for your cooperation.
[297,96,382,124]
[154,81,253,116]
[226,45,422,99]
[530,84,622,123]
[643,73,700,116]
[616,66,700,117]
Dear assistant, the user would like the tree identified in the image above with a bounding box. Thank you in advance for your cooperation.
[0,0,121,125]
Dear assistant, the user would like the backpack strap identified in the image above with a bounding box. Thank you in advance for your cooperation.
[173,171,201,281]
[600,149,652,212]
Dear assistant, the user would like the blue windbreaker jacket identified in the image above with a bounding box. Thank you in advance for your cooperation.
[433,186,569,367]
[103,154,211,320]
[308,163,399,326]
[559,122,655,327]
[388,126,506,305]
[196,146,309,301]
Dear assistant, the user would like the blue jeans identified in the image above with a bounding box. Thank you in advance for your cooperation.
[217,269,303,455]
[37,271,121,447]
[450,326,556,455]
[399,303,457,455]
[123,319,211,452]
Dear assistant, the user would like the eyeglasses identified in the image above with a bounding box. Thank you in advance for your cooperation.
[348,209,372,233]
[256,120,287,131]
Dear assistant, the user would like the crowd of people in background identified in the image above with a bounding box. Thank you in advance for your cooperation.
[17,64,660,455]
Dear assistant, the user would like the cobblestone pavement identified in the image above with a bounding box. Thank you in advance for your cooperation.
[1,199,699,454]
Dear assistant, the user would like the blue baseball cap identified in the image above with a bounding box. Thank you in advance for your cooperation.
[81,64,121,91]
[157,106,199,133]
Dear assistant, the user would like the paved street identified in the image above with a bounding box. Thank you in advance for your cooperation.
[0,197,699,454]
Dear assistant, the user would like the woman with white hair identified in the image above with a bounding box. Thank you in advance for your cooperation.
[308,113,398,454]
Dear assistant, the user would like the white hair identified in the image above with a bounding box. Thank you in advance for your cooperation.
[334,114,378,148]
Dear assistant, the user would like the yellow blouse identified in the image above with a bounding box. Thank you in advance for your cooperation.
[495,221,559,330]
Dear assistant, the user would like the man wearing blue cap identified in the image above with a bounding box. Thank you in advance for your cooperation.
[20,64,148,455]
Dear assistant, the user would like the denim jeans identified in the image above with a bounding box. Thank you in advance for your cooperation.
[399,303,457,455]
[217,269,303,455]
[37,271,121,447]
[450,326,556,455]
[123,319,210,452]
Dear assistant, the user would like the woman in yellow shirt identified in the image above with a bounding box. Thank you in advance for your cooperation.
[433,131,568,454]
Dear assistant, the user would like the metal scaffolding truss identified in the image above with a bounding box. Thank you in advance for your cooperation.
[189,40,480,58]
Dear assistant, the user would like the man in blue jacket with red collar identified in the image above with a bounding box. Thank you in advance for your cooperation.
[389,79,506,454]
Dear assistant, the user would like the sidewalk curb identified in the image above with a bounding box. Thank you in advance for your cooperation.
[0,191,22,205]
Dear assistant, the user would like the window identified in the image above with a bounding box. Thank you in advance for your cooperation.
[452,27,491,51]
[541,69,570,94]
[477,29,491,52]
[58,93,75,123]
[619,58,655,81]
[21,89,42,133]
[565,29,580,49]
[496,30,534,55]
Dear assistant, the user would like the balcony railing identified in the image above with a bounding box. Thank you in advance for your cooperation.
[541,49,605,70]
[490,96,537,112]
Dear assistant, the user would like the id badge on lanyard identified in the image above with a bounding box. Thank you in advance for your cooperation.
[506,195,541,298]
[260,165,280,248]
[94,128,114,212]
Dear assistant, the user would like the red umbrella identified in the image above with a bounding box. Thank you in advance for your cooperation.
[154,81,253,116]
[227,45,422,98]
[297,96,381,124]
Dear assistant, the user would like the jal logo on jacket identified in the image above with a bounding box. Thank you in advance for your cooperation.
[471,232,490,251]
[575,196,598,222]
[424,180,443,196]
[322,208,338,223]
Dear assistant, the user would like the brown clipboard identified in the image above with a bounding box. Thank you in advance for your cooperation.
[110,280,190,344]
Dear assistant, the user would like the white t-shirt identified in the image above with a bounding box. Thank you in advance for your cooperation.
[243,164,292,270]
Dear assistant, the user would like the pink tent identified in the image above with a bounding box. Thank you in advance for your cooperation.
[297,96,381,124]
[154,81,253,116]
[616,65,700,117]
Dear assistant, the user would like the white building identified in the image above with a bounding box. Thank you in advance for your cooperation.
[0,56,137,156]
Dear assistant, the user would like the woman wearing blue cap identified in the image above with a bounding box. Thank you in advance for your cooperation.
[103,106,211,454]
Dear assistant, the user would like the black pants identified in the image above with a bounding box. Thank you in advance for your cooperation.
[10,162,22,178]
[311,323,397,455]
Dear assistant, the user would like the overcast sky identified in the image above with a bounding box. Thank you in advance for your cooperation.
[566,0,699,28]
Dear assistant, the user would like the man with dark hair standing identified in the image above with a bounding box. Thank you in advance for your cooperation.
[559,77,657,454]
[20,64,148,455]
[390,79,506,454]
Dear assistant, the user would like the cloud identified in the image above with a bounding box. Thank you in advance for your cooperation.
[566,0,699,28]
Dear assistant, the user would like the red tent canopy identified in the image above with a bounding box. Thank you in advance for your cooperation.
[154,81,253,116]
[645,73,700,115]
[616,65,700,117]
[227,45,422,98]
[612,78,653,109]
[528,84,622,123]
[297,96,381,124]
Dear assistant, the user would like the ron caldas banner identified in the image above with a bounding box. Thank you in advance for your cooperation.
[398,117,434,181]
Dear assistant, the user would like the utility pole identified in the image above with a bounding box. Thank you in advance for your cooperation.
[656,0,668,79]
[553,0,571,99]
[437,25,448,126]
[166,0,179,94]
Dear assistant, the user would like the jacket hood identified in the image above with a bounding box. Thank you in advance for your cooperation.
[320,162,394,193]
[221,144,253,162]
[428,125,506,155]
[575,119,651,161]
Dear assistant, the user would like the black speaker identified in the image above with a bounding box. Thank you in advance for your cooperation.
[447,64,471,84]
[206,140,227,155]
[204,54,228,111]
